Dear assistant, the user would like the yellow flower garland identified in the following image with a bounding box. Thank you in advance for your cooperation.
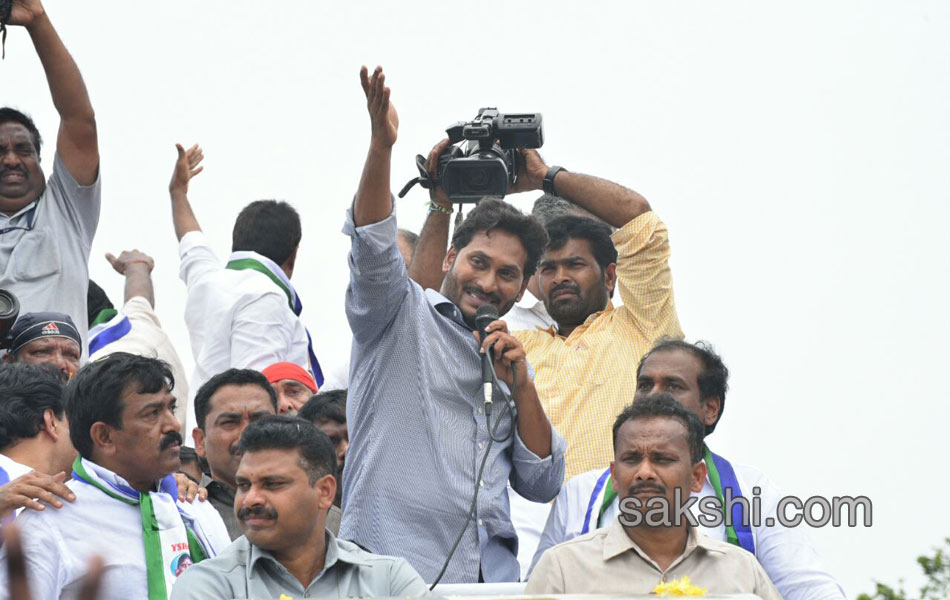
[652,575,708,597]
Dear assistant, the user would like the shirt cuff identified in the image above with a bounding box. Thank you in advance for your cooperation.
[342,203,397,253]
[178,230,211,258]
[512,423,567,466]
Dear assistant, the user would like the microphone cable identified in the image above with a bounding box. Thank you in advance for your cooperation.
[428,354,518,590]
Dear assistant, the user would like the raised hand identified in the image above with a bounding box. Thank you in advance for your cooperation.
[6,0,46,28]
[172,472,208,503]
[169,143,204,196]
[105,249,154,275]
[360,66,399,149]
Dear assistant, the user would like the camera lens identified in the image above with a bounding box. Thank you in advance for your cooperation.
[0,290,15,317]
[464,169,490,190]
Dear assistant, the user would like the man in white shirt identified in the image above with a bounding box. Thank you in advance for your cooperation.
[87,249,190,430]
[0,353,230,599]
[0,0,100,357]
[531,339,846,600]
[167,144,324,440]
[0,363,76,521]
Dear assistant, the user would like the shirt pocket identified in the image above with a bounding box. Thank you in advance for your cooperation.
[9,230,60,282]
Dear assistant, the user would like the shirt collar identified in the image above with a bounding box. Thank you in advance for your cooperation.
[542,300,617,338]
[0,199,38,223]
[602,515,725,564]
[424,288,469,328]
[248,527,375,579]
[515,289,544,311]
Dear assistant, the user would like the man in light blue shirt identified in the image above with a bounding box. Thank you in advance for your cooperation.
[340,66,565,584]
[173,416,428,599]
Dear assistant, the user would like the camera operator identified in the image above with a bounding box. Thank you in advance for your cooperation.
[0,0,100,357]
[410,131,684,577]
[341,66,565,584]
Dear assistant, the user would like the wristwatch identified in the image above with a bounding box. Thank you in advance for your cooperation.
[543,165,567,195]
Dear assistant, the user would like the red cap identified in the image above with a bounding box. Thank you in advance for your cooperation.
[262,362,318,393]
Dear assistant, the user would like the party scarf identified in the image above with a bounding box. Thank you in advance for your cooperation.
[71,457,211,599]
[226,251,324,387]
[581,447,756,555]
[88,308,132,355]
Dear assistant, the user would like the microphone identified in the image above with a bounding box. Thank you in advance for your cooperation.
[474,304,500,411]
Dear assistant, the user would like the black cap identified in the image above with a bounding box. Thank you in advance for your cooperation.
[6,312,82,355]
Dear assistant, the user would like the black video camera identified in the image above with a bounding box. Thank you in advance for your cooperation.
[399,108,543,203]
[0,288,18,344]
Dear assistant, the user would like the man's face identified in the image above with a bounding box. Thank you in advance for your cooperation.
[271,379,312,415]
[610,417,705,521]
[0,122,45,213]
[194,384,275,489]
[315,419,348,473]
[440,230,529,327]
[11,338,81,377]
[234,448,334,554]
[105,383,182,488]
[635,350,720,431]
[538,238,615,329]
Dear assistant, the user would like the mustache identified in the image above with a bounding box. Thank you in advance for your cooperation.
[463,285,500,305]
[237,506,278,521]
[159,431,183,451]
[550,282,581,298]
[0,166,27,177]
[628,483,667,496]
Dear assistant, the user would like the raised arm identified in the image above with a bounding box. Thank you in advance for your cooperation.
[105,250,155,307]
[9,0,98,184]
[168,144,204,241]
[353,66,398,227]
[512,149,651,228]
[406,138,453,290]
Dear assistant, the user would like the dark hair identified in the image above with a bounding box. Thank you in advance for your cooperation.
[86,280,114,328]
[450,198,548,279]
[298,389,346,425]
[612,393,705,463]
[238,415,337,484]
[532,194,574,227]
[0,108,43,158]
[65,353,174,459]
[397,228,419,248]
[193,368,278,431]
[637,339,729,434]
[232,200,302,266]
[0,363,67,449]
[179,445,199,464]
[546,215,618,272]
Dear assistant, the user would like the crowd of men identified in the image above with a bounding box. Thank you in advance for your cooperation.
[0,1,847,599]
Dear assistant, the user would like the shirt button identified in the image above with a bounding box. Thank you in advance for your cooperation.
[478,442,484,449]
[477,519,484,526]
[480,479,485,487]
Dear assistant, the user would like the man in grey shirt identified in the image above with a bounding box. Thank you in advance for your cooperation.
[1,0,100,357]
[172,416,427,599]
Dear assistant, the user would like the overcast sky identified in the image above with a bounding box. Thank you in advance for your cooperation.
[4,0,949,594]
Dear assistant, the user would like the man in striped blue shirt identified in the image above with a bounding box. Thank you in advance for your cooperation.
[339,66,566,584]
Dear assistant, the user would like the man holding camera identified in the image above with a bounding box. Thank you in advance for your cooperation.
[341,66,565,584]
[0,0,100,356]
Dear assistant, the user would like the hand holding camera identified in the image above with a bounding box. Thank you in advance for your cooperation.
[3,0,45,28]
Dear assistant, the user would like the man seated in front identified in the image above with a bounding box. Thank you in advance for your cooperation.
[526,394,780,599]
[172,415,428,599]
[0,352,231,599]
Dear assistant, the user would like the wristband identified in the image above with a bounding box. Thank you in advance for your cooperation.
[543,165,567,195]
[427,200,454,215]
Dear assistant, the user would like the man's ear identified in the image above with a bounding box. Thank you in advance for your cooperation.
[702,396,722,429]
[282,246,299,278]
[316,474,337,511]
[605,263,618,297]
[2,353,12,364]
[442,245,457,275]
[89,422,116,457]
[41,409,61,442]
[609,461,619,494]
[691,459,708,494]
[193,428,206,458]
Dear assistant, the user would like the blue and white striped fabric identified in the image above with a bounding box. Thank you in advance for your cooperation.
[88,311,132,356]
[340,208,566,584]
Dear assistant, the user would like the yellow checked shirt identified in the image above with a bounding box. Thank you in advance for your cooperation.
[514,211,683,481]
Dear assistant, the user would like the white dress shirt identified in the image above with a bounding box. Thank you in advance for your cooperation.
[503,290,555,333]
[533,463,846,600]
[0,464,230,600]
[178,231,311,440]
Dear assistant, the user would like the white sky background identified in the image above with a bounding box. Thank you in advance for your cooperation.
[4,0,949,594]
